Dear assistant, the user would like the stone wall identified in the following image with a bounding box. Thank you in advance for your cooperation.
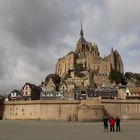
[56,52,75,77]
[3,101,40,120]
[78,105,104,121]
[94,75,110,86]
[102,100,140,120]
[2,100,105,121]
[2,99,140,121]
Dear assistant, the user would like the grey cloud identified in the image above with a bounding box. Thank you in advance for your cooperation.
[0,0,83,93]
[0,0,140,94]
[2,0,81,48]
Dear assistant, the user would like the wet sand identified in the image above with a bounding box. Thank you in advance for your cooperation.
[0,120,139,140]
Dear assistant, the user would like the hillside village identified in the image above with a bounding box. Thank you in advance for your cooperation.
[3,24,140,102]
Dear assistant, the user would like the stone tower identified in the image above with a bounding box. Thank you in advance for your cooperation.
[75,21,99,59]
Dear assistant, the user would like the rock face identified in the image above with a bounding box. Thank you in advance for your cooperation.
[56,24,123,87]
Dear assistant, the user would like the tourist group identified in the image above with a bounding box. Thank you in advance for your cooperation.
[103,116,121,132]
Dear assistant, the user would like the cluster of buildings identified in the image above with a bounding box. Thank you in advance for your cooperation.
[118,86,140,100]
[7,23,140,101]
[7,83,118,101]
[8,83,41,101]
[7,81,140,101]
[8,82,117,101]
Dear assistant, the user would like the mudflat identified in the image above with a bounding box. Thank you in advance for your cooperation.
[0,120,139,140]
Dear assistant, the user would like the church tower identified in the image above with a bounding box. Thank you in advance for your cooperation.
[75,21,99,58]
[75,21,87,58]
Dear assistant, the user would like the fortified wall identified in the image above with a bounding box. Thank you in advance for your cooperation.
[1,100,140,121]
[2,100,104,121]
[102,100,140,120]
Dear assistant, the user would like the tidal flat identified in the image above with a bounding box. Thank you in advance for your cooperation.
[0,120,139,140]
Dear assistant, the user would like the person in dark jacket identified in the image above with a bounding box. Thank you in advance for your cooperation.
[103,116,108,132]
[115,116,121,132]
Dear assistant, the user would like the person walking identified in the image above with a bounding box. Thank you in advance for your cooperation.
[108,117,115,132]
[115,116,121,132]
[103,116,108,132]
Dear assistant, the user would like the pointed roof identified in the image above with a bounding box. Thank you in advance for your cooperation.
[80,20,84,36]
[22,82,41,90]
[77,21,86,44]
[111,47,114,53]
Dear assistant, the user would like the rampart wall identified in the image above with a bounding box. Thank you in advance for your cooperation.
[102,100,140,120]
[2,100,104,121]
[1,99,140,121]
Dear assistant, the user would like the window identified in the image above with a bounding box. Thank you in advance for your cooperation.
[42,93,45,96]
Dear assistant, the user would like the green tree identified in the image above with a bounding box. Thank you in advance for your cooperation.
[45,74,61,84]
[135,80,140,86]
[109,69,127,85]
[74,63,85,77]
[133,73,140,81]
[125,72,133,80]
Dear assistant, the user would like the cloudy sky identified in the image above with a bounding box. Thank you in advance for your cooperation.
[0,0,140,94]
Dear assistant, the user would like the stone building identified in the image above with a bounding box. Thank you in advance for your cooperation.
[41,74,64,100]
[22,82,41,100]
[8,90,22,101]
[42,74,61,92]
[56,23,124,88]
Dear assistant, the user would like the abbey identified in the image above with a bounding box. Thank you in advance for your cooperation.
[56,23,123,88]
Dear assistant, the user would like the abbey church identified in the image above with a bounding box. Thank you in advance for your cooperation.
[55,23,123,88]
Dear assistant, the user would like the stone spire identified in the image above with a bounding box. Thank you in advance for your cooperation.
[111,47,114,53]
[80,20,84,36]
[77,20,86,44]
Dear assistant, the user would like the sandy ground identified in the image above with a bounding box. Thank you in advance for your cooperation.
[0,120,140,140]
